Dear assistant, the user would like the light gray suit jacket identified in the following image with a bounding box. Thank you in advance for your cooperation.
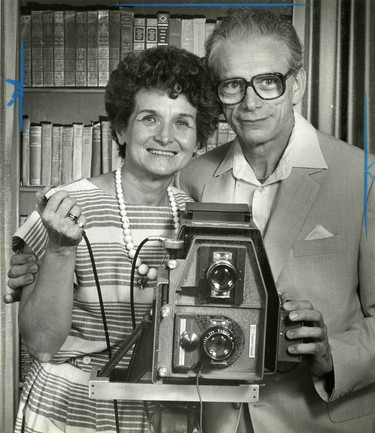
[176,124,375,432]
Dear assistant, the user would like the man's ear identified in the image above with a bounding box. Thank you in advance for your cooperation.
[292,68,306,106]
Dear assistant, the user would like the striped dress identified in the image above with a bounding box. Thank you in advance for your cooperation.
[13,179,193,433]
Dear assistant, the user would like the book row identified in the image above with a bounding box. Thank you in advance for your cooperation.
[21,116,235,188]
[21,8,220,88]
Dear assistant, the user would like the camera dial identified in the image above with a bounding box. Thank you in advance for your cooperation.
[201,326,235,362]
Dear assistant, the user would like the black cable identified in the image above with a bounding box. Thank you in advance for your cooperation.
[129,237,152,330]
[83,231,112,357]
[82,231,120,432]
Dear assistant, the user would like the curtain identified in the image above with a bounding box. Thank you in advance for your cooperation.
[293,0,375,153]
[0,0,20,431]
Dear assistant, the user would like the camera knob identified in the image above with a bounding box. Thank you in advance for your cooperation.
[179,331,200,352]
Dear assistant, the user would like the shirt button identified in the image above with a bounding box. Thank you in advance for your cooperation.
[258,186,264,192]
[82,355,91,365]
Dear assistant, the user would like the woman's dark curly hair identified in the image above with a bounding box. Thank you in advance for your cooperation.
[105,46,221,158]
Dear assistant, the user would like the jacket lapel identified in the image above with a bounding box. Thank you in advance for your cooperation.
[263,168,323,283]
[201,170,239,204]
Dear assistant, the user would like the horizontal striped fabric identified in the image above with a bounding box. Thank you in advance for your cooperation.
[14,179,193,433]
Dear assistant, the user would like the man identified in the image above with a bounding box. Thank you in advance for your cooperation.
[175,7,375,433]
[7,8,375,433]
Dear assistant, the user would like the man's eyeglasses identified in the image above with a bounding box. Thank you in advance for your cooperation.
[216,70,295,105]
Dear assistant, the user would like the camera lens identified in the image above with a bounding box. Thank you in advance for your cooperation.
[201,326,234,361]
[207,260,237,293]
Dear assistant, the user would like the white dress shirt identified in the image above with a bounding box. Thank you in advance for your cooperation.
[218,112,328,234]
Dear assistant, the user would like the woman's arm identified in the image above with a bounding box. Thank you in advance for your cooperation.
[19,189,86,362]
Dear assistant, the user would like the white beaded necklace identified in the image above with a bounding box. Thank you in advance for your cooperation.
[115,168,179,286]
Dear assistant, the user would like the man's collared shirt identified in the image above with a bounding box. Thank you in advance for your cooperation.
[215,112,328,234]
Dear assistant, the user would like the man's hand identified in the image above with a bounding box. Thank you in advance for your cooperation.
[281,292,333,377]
[4,253,39,303]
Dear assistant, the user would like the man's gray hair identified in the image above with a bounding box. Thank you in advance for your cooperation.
[205,8,303,80]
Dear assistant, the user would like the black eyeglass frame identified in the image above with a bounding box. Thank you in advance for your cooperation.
[216,69,296,105]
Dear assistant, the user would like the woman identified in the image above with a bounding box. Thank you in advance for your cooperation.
[13,46,220,433]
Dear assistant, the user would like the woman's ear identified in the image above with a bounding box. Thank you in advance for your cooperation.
[116,130,126,146]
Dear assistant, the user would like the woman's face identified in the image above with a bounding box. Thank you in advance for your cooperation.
[117,88,199,180]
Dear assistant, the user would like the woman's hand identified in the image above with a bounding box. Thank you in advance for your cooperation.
[36,188,86,251]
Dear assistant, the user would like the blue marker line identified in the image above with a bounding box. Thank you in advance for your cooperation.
[363,91,373,238]
[115,3,308,7]
[4,40,24,131]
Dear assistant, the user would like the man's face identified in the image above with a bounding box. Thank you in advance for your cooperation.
[215,37,305,152]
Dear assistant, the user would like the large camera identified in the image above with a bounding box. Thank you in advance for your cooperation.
[152,202,300,384]
[89,202,300,406]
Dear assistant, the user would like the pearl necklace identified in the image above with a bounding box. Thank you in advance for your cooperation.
[115,168,179,287]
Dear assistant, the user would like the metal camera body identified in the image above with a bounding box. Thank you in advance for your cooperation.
[152,202,299,384]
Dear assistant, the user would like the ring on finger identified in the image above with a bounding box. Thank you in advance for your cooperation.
[68,213,78,223]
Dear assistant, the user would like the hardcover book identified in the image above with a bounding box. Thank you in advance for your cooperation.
[21,116,30,186]
[53,11,65,87]
[146,16,158,49]
[133,16,146,51]
[193,16,206,58]
[61,125,73,184]
[75,11,88,87]
[31,10,43,87]
[91,122,101,176]
[64,10,76,87]
[157,12,169,47]
[169,16,181,49]
[72,123,84,180]
[42,11,54,86]
[82,124,93,179]
[109,10,120,73]
[180,17,194,54]
[51,125,62,186]
[20,15,32,87]
[100,119,112,173]
[98,10,110,87]
[87,10,98,87]
[120,7,134,60]
[41,122,52,186]
[29,123,42,186]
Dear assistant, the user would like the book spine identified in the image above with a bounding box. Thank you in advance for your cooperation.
[31,11,43,87]
[111,138,122,171]
[100,119,112,173]
[146,16,158,49]
[29,124,42,186]
[91,123,101,177]
[51,125,62,186]
[81,125,93,179]
[168,17,181,49]
[64,10,76,87]
[20,15,32,87]
[61,125,73,184]
[157,12,169,47]
[180,17,193,54]
[53,11,64,87]
[205,20,216,46]
[193,17,206,58]
[75,11,87,87]
[98,10,110,87]
[87,10,98,87]
[42,11,54,86]
[120,7,134,60]
[217,120,229,146]
[41,122,52,186]
[72,123,84,180]
[109,10,120,73]
[133,16,146,51]
[21,116,31,186]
